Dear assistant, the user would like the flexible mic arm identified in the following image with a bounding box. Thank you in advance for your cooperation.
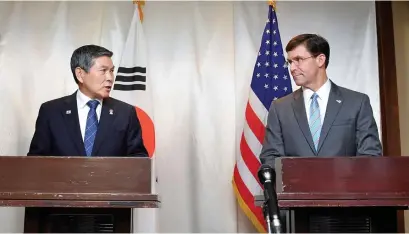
[258,164,281,234]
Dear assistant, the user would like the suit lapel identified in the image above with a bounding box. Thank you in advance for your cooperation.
[317,83,343,153]
[92,98,117,156]
[291,89,317,154]
[62,93,86,156]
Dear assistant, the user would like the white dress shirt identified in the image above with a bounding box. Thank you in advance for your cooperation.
[303,79,331,125]
[76,90,103,141]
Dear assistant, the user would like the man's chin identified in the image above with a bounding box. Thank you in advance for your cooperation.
[98,91,111,99]
[294,79,304,87]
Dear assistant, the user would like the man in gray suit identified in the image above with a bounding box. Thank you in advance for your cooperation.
[260,34,382,167]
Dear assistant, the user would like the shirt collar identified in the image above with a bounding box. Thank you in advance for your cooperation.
[302,78,331,101]
[76,89,102,109]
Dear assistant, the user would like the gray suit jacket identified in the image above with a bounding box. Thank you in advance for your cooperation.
[259,81,382,167]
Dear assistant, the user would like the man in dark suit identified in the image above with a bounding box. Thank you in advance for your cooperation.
[260,34,382,167]
[27,45,148,157]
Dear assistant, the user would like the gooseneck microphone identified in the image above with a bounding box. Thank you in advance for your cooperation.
[258,164,281,234]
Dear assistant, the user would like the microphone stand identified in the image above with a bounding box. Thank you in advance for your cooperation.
[270,188,282,234]
[263,190,273,234]
[262,180,281,234]
[258,165,282,234]
[263,198,273,234]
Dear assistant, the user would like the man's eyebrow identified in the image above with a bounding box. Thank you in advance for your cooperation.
[99,65,115,69]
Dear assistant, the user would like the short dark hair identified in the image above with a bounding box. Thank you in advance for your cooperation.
[285,34,330,68]
[70,45,113,84]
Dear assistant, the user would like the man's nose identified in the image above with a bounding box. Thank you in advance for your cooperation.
[106,72,114,81]
[290,62,297,72]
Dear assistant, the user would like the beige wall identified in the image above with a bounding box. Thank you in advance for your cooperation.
[392,1,409,231]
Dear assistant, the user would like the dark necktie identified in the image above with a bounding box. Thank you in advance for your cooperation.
[84,100,99,156]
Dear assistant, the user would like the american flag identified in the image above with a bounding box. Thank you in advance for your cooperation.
[232,3,292,232]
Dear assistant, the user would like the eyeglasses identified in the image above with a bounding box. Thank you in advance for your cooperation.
[285,55,315,67]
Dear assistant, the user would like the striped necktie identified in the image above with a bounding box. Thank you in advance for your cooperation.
[309,93,322,151]
[84,100,99,156]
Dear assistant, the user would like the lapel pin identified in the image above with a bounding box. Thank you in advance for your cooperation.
[66,110,71,114]
[336,100,342,103]
[109,109,114,115]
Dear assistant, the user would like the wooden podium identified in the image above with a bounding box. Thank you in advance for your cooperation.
[255,157,409,233]
[0,156,158,233]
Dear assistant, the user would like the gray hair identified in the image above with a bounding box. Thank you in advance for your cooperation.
[70,45,113,84]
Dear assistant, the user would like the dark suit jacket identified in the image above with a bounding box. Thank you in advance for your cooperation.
[27,92,148,157]
[260,81,382,168]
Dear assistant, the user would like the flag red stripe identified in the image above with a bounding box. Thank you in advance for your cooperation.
[245,102,266,144]
[234,166,266,229]
[232,180,266,233]
[240,133,262,186]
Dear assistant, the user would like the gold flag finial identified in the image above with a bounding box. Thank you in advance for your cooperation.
[133,0,145,22]
[268,0,276,11]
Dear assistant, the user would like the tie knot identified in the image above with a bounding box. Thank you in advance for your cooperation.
[311,93,319,101]
[87,100,99,109]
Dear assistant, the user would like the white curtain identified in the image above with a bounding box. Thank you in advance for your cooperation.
[0,1,379,232]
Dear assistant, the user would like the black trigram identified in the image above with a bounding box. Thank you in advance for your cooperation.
[113,66,146,91]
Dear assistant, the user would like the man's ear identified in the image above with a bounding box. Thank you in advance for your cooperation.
[75,67,84,84]
[316,54,326,68]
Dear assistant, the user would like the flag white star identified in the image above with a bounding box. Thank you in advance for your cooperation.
[273,97,278,100]
[256,73,260,78]
[264,84,269,89]
[272,19,276,24]
[273,52,278,57]
[266,40,270,45]
[273,41,278,46]
[283,87,288,91]
[266,29,270,34]
[273,63,278,68]
[265,50,270,55]
[257,62,261,67]
[283,75,288,80]
[273,74,278,79]
[265,62,270,67]
[264,73,269,78]
[273,86,278,91]
[273,30,277,35]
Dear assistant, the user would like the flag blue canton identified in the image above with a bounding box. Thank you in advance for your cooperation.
[250,5,292,110]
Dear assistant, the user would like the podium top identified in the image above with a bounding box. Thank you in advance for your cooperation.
[255,156,409,208]
[0,156,158,208]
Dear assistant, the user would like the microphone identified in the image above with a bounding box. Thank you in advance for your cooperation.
[258,164,281,234]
